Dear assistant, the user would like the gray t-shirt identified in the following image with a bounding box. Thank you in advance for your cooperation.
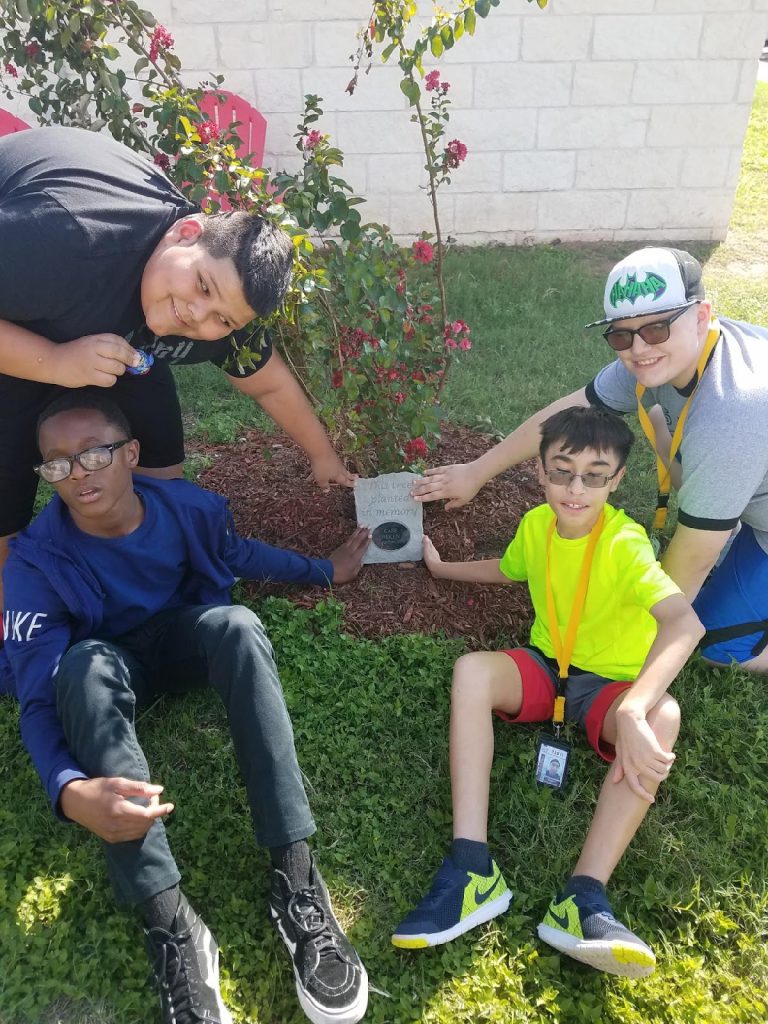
[588,317,768,553]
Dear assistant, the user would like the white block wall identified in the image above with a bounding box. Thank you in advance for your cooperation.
[9,0,768,242]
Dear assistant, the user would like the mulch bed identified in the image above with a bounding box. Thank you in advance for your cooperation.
[194,425,540,649]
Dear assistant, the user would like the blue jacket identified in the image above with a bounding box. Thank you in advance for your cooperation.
[0,475,333,813]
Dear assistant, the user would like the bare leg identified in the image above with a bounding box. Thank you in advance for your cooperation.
[573,693,681,883]
[449,651,524,843]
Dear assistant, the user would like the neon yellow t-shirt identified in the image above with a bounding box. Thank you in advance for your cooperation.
[499,503,681,680]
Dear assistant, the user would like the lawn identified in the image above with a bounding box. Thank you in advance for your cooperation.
[2,89,768,1024]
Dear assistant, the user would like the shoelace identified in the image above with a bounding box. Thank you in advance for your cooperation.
[417,866,462,911]
[288,887,352,965]
[147,925,199,1024]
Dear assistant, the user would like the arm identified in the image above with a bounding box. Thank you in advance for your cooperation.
[229,349,356,489]
[422,536,510,584]
[0,319,140,387]
[614,593,705,800]
[661,524,731,603]
[223,510,370,586]
[412,386,591,508]
[5,561,170,838]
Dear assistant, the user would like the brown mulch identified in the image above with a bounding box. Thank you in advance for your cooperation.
[193,425,540,648]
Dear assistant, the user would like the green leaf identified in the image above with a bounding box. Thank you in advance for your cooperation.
[440,25,454,49]
[430,34,443,58]
[399,77,420,106]
[134,56,149,75]
[475,0,491,18]
[464,8,476,34]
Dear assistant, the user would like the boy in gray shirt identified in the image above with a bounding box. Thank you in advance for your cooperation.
[412,247,768,671]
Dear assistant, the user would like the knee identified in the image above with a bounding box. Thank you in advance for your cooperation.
[54,640,134,715]
[648,694,681,748]
[451,652,493,706]
[199,605,272,654]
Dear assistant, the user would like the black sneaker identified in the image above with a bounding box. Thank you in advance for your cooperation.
[145,892,234,1024]
[270,859,368,1024]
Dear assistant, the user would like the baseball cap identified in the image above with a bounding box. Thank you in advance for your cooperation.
[585,247,705,329]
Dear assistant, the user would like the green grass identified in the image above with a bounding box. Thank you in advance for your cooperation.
[4,84,768,1024]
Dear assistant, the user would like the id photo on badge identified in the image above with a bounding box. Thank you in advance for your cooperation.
[535,737,570,790]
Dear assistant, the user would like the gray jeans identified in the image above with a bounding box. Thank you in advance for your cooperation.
[54,604,315,905]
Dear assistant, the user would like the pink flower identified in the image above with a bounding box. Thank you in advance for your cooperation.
[459,338,472,351]
[441,82,450,94]
[331,369,343,389]
[25,40,41,58]
[4,62,18,78]
[403,322,415,340]
[149,25,174,64]
[404,437,428,461]
[452,319,470,335]
[444,338,458,350]
[394,392,405,405]
[304,129,323,150]
[445,138,468,169]
[132,102,144,114]
[153,153,171,171]
[198,120,219,144]
[425,70,441,92]
[412,240,434,264]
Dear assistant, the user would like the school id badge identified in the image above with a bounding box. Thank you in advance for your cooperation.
[535,733,571,791]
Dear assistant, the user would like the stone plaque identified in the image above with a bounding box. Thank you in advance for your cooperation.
[354,472,423,565]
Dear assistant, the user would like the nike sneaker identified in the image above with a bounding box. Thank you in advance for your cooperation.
[144,891,234,1024]
[391,856,512,949]
[537,889,656,978]
[269,858,368,1024]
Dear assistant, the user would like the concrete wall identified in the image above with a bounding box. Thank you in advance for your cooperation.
[9,0,768,242]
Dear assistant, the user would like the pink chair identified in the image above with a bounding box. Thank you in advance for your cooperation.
[0,108,31,136]
[198,90,266,167]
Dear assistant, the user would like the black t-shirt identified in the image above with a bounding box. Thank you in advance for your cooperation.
[0,126,270,377]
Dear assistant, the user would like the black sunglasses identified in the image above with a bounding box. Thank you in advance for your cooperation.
[602,304,695,352]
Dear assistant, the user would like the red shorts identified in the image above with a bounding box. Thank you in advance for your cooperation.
[494,647,632,762]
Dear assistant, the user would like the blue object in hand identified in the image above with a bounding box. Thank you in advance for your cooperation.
[126,350,155,376]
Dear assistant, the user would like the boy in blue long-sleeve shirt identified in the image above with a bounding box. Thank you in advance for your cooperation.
[1,391,371,1024]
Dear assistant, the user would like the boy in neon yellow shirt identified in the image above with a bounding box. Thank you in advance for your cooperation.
[392,406,703,977]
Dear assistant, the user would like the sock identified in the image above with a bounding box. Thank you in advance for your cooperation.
[140,883,180,932]
[562,874,607,900]
[451,838,492,876]
[270,839,312,889]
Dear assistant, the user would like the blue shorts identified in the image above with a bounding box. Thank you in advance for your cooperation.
[694,524,768,664]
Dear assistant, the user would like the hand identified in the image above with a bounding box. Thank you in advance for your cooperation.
[613,708,675,803]
[410,462,484,510]
[310,452,358,491]
[422,536,444,577]
[59,777,174,843]
[329,526,371,584]
[51,335,141,388]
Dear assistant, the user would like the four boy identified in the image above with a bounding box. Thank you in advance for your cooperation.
[0,122,750,1020]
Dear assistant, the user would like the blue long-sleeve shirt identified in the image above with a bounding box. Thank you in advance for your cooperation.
[1,475,333,814]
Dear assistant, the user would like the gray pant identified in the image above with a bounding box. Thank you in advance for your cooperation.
[54,604,315,906]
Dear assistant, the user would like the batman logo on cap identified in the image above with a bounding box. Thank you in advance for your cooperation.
[609,272,666,309]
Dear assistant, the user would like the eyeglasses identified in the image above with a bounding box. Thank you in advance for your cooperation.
[544,468,619,489]
[34,440,131,483]
[602,304,694,352]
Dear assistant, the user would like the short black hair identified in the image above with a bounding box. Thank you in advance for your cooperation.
[36,391,132,449]
[198,212,293,319]
[539,405,634,470]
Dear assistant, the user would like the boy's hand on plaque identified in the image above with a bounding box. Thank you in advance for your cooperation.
[329,527,371,583]
[422,536,444,577]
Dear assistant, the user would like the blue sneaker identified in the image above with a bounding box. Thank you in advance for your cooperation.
[392,856,512,949]
[537,889,655,978]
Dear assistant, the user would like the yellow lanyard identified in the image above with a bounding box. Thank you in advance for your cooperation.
[635,320,721,532]
[545,510,605,726]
